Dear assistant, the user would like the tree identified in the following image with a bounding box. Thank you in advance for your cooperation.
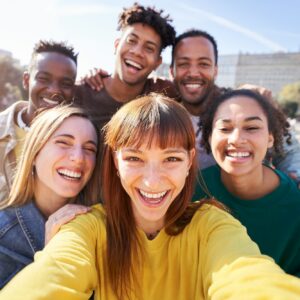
[0,51,27,111]
[278,81,300,118]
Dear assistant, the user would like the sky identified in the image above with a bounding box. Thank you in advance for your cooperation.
[1,0,300,78]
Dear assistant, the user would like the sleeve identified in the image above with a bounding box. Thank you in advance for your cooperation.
[200,207,300,299]
[0,210,101,300]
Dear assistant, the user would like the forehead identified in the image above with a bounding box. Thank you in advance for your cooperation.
[31,52,77,77]
[53,116,97,141]
[214,96,268,121]
[174,36,215,62]
[122,23,161,46]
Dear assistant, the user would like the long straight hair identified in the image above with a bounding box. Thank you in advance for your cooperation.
[102,93,202,298]
[1,105,101,209]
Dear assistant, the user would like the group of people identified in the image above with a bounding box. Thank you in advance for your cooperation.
[1,2,300,299]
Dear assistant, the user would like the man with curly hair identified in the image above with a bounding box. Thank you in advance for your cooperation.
[0,40,78,202]
[76,3,177,134]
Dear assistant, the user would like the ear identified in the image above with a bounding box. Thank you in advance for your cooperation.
[112,151,119,172]
[169,65,175,81]
[188,148,196,168]
[213,65,218,79]
[153,55,162,70]
[114,38,120,54]
[267,133,274,149]
[23,71,30,90]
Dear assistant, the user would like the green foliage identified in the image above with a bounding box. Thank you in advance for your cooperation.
[278,81,300,104]
[0,52,26,111]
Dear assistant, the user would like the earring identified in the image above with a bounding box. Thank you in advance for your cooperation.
[186,171,189,177]
[117,171,120,177]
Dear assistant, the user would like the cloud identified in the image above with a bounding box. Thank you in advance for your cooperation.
[177,4,287,52]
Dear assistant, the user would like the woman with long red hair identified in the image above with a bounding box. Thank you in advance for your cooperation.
[1,93,300,299]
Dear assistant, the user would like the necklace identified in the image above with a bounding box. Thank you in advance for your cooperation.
[17,107,30,132]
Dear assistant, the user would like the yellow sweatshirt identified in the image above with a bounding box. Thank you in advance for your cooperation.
[1,204,300,299]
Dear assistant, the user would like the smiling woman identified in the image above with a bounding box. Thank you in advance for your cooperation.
[1,94,300,299]
[0,105,101,288]
[195,89,300,277]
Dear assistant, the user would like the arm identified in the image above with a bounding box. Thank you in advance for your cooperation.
[0,208,102,299]
[200,207,300,299]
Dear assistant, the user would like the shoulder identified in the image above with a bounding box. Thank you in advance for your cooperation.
[0,207,18,236]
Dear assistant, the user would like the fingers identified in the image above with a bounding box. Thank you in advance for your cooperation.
[45,204,91,245]
[80,67,111,91]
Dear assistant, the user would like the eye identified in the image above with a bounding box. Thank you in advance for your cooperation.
[218,127,231,133]
[37,76,49,83]
[165,156,182,162]
[83,146,97,154]
[145,46,155,53]
[246,126,260,131]
[55,140,72,147]
[177,62,189,68]
[61,81,74,89]
[127,37,136,45]
[125,156,142,162]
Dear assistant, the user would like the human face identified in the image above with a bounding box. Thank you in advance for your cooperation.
[24,52,77,118]
[114,23,162,86]
[114,142,194,231]
[210,96,274,177]
[171,36,218,115]
[34,116,97,209]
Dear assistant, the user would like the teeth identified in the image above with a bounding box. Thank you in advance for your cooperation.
[185,83,202,89]
[139,189,167,199]
[125,59,142,70]
[43,97,59,105]
[58,169,82,179]
[227,152,250,158]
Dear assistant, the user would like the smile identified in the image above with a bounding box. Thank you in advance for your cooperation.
[138,189,169,205]
[124,59,143,70]
[226,151,250,158]
[42,94,66,105]
[57,168,82,180]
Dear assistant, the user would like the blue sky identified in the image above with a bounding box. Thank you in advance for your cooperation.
[1,0,300,77]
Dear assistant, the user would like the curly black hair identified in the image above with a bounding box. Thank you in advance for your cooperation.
[29,40,78,69]
[117,2,176,52]
[200,89,291,160]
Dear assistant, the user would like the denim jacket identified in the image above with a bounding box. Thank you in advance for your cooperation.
[0,202,45,288]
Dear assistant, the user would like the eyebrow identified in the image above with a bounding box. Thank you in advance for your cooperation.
[129,33,159,48]
[53,134,97,146]
[122,148,187,154]
[216,116,264,123]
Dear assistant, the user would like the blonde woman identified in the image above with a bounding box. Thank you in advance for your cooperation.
[0,105,101,288]
[1,94,300,299]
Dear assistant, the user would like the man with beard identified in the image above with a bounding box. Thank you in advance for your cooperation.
[0,40,78,202]
[170,29,300,182]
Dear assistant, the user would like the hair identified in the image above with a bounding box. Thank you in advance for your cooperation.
[0,105,101,210]
[29,40,78,70]
[117,2,176,52]
[101,93,207,298]
[171,29,218,66]
[201,89,291,159]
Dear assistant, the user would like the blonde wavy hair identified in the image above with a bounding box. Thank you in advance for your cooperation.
[1,105,101,209]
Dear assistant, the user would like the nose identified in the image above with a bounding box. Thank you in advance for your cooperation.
[187,64,200,77]
[47,81,62,94]
[129,43,143,57]
[142,162,163,189]
[69,147,84,164]
[228,128,245,145]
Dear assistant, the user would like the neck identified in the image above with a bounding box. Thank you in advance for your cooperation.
[34,188,70,218]
[220,165,279,200]
[182,102,204,116]
[105,74,146,103]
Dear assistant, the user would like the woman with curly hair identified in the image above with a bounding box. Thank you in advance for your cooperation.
[1,94,300,299]
[194,89,300,277]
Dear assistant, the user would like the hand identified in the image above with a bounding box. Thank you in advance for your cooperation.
[80,68,110,91]
[45,204,91,245]
[238,84,277,107]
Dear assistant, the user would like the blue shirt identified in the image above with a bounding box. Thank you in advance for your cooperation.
[0,202,45,288]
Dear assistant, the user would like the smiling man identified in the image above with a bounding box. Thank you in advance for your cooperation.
[0,40,78,202]
[75,3,176,136]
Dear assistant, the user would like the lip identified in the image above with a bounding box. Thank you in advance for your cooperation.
[225,149,252,163]
[136,188,170,208]
[123,58,144,74]
[41,94,66,106]
[57,167,83,181]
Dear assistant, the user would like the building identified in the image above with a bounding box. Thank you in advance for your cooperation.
[217,52,300,95]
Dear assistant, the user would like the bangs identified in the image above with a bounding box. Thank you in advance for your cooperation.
[105,97,195,151]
